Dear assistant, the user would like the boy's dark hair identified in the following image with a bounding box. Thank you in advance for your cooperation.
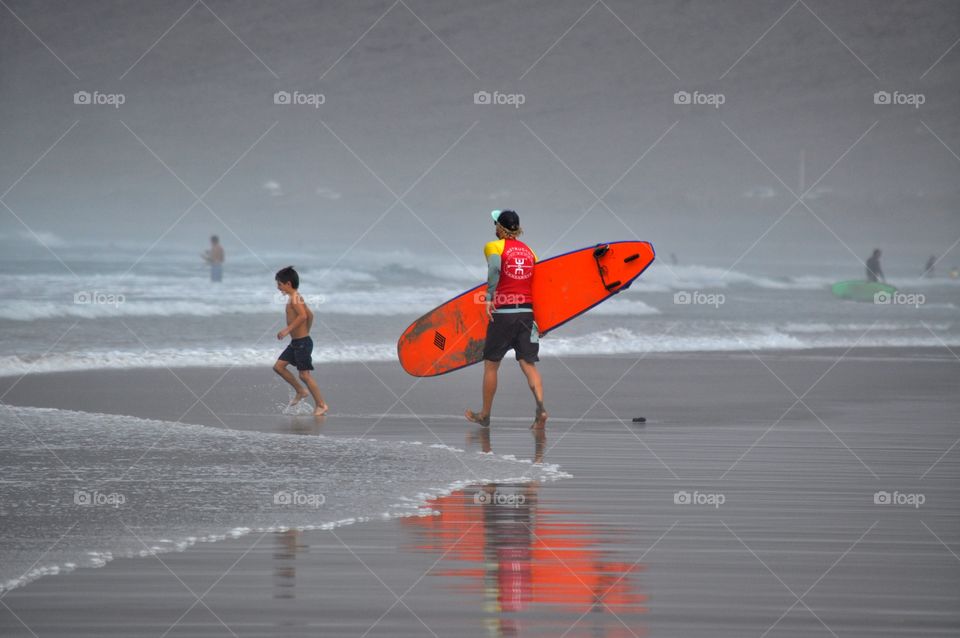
[275,266,299,289]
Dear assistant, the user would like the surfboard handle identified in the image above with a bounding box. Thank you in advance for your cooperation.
[624,253,640,263]
[593,244,623,291]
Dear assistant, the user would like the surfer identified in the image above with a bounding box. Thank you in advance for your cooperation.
[203,235,225,282]
[273,266,329,416]
[865,248,885,283]
[465,210,548,429]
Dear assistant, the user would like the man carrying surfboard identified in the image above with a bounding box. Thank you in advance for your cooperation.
[465,210,548,429]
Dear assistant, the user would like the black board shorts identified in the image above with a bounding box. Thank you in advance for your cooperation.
[278,336,314,371]
[482,312,540,363]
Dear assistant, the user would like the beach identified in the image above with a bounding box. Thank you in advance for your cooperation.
[4,0,959,634]
[2,349,958,637]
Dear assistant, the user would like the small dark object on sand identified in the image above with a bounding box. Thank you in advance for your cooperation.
[632,417,646,423]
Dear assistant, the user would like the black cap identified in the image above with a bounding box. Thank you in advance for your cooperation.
[492,209,520,231]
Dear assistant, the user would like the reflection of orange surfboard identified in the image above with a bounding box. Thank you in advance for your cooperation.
[398,241,655,377]
[401,487,648,616]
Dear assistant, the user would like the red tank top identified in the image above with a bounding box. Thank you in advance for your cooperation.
[494,239,536,307]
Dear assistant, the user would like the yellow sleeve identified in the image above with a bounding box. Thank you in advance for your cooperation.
[483,239,505,259]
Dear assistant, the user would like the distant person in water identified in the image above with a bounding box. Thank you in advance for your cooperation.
[865,249,885,283]
[273,266,328,416]
[465,210,547,429]
[923,255,936,278]
[203,235,225,282]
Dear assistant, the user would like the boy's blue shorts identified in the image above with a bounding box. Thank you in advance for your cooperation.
[278,336,314,371]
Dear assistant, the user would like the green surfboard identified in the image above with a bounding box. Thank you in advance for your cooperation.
[831,280,897,302]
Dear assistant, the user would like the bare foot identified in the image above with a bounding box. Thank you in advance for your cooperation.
[464,409,490,427]
[313,403,329,416]
[289,390,309,406]
[532,406,548,429]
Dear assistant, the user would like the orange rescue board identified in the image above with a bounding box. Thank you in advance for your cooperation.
[397,241,655,377]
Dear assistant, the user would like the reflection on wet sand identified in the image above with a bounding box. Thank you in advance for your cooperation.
[273,417,323,600]
[273,529,306,599]
[288,414,326,435]
[403,428,647,636]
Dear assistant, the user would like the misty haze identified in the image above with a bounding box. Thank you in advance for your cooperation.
[1,2,958,637]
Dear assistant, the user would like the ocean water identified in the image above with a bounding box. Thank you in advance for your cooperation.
[1,243,957,377]
[0,405,569,593]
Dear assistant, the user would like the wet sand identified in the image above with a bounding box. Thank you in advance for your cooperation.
[1,349,959,637]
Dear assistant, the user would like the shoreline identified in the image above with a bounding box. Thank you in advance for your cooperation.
[0,409,569,596]
[2,343,957,380]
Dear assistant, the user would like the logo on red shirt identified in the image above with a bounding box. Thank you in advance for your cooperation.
[493,240,535,307]
[503,245,534,280]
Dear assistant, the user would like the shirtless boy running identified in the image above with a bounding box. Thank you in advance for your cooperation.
[273,266,329,416]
